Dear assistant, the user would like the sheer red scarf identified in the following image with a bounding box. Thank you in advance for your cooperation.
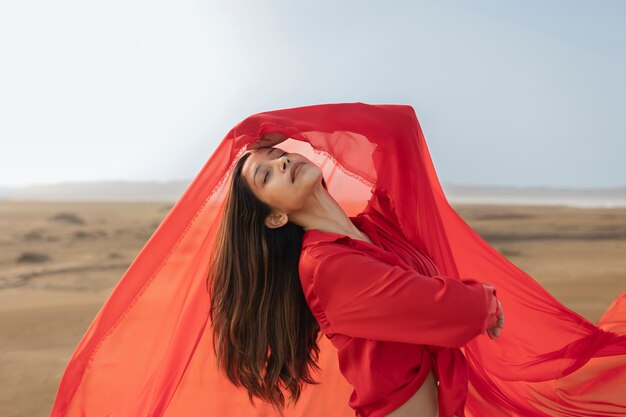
[49,102,626,417]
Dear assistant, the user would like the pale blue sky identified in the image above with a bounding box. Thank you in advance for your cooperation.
[1,0,624,188]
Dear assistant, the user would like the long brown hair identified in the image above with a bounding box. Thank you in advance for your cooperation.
[206,150,329,415]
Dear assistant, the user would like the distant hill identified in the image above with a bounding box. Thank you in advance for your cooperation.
[1,180,625,208]
[442,183,626,208]
[0,180,190,203]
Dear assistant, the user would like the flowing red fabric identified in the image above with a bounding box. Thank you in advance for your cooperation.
[48,102,626,417]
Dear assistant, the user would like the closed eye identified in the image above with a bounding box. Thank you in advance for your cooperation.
[264,151,287,184]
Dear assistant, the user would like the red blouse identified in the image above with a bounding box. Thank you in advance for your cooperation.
[298,191,501,417]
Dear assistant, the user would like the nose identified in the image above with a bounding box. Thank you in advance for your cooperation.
[272,154,290,173]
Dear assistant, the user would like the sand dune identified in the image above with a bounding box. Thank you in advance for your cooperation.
[0,201,624,417]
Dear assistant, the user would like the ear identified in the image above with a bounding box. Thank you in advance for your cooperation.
[264,212,288,229]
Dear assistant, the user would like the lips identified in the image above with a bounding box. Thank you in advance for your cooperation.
[291,162,304,182]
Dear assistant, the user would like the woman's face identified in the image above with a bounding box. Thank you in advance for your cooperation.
[241,147,322,220]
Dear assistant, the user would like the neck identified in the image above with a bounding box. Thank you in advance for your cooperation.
[291,185,364,237]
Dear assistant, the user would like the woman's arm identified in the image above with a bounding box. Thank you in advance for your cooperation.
[244,103,421,232]
[299,243,501,348]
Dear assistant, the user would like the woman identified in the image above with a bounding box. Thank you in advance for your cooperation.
[49,103,626,417]
[208,132,503,417]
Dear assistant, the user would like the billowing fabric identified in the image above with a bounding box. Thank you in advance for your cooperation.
[299,207,501,417]
[48,102,626,417]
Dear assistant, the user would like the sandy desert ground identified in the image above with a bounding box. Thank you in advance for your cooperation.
[0,200,625,417]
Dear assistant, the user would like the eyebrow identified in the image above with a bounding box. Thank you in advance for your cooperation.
[253,147,276,187]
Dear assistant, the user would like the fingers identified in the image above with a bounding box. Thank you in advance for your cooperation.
[487,325,500,339]
[262,132,288,141]
[246,137,270,150]
[487,300,504,340]
[247,134,288,151]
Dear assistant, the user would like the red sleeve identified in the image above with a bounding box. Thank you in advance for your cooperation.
[241,102,422,233]
[301,243,500,348]
[241,102,440,237]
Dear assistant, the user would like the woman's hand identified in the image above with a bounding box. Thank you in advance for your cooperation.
[246,132,289,151]
[487,299,504,339]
